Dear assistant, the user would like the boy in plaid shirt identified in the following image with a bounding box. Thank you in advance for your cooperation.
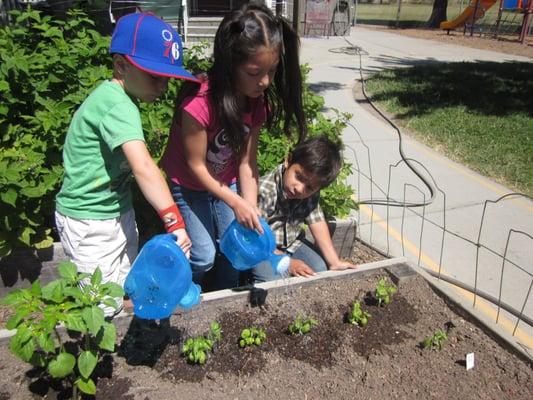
[252,136,357,282]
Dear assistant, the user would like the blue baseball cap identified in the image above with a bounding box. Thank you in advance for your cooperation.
[110,12,199,82]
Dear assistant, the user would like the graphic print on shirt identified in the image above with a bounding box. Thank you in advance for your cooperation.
[207,125,250,175]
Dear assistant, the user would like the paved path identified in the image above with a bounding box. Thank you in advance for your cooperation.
[300,27,533,354]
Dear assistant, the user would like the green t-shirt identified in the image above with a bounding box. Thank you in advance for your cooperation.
[56,80,144,219]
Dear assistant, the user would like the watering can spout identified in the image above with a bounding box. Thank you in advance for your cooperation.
[269,253,291,275]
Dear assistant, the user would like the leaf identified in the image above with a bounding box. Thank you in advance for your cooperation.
[75,377,96,395]
[48,352,76,378]
[33,236,54,250]
[90,267,102,286]
[1,289,28,306]
[41,280,64,303]
[101,297,118,310]
[30,280,42,297]
[10,325,35,362]
[82,305,105,336]
[6,307,31,330]
[57,261,78,281]
[64,311,86,333]
[0,187,17,207]
[78,350,98,379]
[96,321,116,352]
[101,282,124,298]
[37,332,56,353]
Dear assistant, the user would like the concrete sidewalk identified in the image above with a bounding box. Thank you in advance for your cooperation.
[300,27,533,354]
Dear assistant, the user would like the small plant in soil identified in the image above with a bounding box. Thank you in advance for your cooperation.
[1,262,123,399]
[422,328,448,351]
[346,301,371,327]
[287,314,318,335]
[182,321,221,365]
[239,327,266,348]
[375,277,398,306]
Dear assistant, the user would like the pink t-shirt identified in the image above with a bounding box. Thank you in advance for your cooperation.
[161,81,267,191]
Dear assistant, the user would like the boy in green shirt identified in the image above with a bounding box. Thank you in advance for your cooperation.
[55,12,199,317]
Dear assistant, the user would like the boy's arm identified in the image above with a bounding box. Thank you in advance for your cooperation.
[308,220,357,271]
[181,111,262,231]
[122,140,191,255]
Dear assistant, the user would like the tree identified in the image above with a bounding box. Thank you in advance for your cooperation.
[427,0,448,28]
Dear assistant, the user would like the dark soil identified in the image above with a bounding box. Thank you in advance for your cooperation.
[1,259,532,399]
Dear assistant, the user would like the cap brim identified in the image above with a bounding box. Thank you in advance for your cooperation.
[126,55,200,83]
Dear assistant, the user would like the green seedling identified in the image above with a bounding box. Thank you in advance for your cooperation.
[239,327,266,348]
[375,277,398,306]
[346,301,371,327]
[182,321,222,365]
[1,263,123,399]
[288,314,318,335]
[422,329,448,351]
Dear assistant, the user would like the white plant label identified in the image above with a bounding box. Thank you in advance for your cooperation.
[466,352,475,370]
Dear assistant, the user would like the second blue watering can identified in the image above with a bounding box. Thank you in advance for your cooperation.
[220,218,289,274]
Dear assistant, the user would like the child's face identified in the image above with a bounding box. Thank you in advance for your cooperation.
[121,59,169,103]
[235,46,279,100]
[282,162,321,200]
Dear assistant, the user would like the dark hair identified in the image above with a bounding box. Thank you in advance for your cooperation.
[207,1,306,154]
[289,136,342,188]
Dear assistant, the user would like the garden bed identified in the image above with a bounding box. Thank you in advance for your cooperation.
[0,259,531,399]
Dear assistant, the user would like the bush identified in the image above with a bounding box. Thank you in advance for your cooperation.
[0,9,356,258]
[0,8,110,257]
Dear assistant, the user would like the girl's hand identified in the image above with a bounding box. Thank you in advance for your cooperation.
[173,228,192,258]
[329,261,358,271]
[288,259,316,278]
[233,197,263,233]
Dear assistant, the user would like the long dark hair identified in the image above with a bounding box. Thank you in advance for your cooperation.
[208,1,306,154]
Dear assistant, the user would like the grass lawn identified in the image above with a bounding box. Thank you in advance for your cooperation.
[364,61,533,195]
[354,3,523,31]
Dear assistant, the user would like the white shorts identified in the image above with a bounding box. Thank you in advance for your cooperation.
[55,209,138,316]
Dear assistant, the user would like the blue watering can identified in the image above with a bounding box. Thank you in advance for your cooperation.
[220,218,290,274]
[124,234,201,320]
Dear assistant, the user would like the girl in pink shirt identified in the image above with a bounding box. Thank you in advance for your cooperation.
[161,2,306,290]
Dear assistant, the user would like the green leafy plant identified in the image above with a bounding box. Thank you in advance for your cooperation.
[238,327,266,348]
[181,321,221,365]
[287,314,318,335]
[375,277,398,306]
[422,328,448,351]
[1,262,123,398]
[0,8,110,258]
[346,301,371,327]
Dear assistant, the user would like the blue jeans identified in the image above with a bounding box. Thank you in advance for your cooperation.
[169,182,239,290]
[251,239,327,283]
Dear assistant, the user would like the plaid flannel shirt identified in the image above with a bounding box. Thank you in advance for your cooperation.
[258,164,325,253]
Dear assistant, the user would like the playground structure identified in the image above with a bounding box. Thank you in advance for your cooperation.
[440,0,532,44]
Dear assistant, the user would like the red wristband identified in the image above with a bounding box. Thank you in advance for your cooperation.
[158,204,185,233]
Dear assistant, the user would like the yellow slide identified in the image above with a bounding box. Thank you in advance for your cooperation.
[440,0,497,30]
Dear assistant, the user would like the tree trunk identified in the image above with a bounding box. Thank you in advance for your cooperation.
[427,0,448,28]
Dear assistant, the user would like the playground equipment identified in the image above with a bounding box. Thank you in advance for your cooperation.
[441,0,531,43]
[494,0,533,43]
[440,0,497,31]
